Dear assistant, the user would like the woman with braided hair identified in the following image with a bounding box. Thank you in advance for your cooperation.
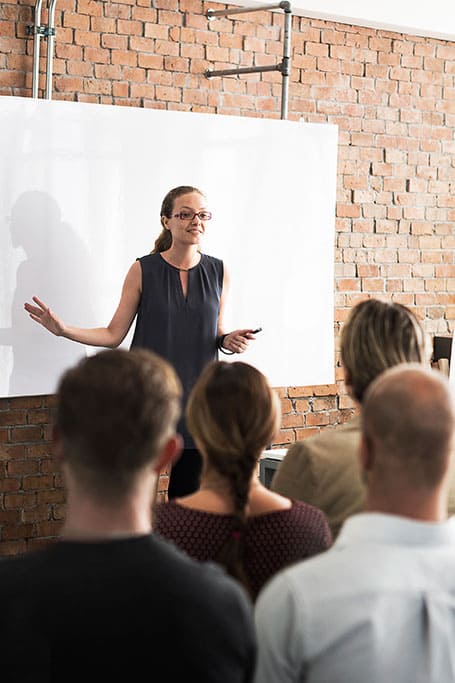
[154,360,331,601]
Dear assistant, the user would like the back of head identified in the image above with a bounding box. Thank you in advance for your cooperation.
[186,361,280,595]
[362,363,455,491]
[56,349,182,499]
[341,299,427,403]
[187,361,280,500]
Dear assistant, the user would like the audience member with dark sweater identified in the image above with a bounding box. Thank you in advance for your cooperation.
[154,360,331,601]
[0,349,256,683]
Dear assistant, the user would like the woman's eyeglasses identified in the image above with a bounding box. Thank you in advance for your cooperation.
[173,211,212,221]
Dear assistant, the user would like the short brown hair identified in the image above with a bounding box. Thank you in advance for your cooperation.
[340,299,426,403]
[56,349,182,500]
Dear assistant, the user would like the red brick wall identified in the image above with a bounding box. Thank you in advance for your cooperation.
[1,0,454,554]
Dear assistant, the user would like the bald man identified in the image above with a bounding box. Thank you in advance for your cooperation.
[255,364,455,683]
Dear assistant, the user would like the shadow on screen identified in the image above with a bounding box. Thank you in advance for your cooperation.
[1,191,95,397]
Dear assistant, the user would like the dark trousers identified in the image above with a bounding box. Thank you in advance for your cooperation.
[167,448,202,499]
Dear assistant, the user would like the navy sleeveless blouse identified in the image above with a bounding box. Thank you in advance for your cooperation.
[130,252,224,448]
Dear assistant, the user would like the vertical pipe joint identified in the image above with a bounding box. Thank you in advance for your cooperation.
[45,0,58,99]
[31,0,44,98]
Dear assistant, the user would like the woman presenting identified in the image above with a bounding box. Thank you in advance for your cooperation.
[24,185,257,498]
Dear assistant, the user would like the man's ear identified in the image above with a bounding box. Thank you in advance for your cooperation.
[153,434,183,474]
[360,433,374,476]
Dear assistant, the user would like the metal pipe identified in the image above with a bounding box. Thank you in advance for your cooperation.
[205,1,292,119]
[206,63,281,78]
[207,3,284,19]
[32,0,44,98]
[45,0,58,99]
[280,5,292,119]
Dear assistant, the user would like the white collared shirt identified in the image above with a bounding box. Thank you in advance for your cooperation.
[254,513,455,683]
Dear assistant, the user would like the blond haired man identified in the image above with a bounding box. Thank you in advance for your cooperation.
[272,298,429,537]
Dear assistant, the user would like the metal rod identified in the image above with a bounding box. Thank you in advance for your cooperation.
[207,3,284,19]
[45,0,58,99]
[32,0,44,98]
[280,6,292,119]
[206,63,282,78]
[205,1,292,119]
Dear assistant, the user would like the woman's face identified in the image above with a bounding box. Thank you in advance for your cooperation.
[163,191,211,248]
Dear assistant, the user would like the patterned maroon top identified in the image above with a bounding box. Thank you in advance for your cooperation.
[154,500,332,600]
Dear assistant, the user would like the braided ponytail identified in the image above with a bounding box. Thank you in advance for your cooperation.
[212,446,254,594]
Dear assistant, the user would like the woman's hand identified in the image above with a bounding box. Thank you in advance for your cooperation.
[24,296,65,337]
[221,329,257,354]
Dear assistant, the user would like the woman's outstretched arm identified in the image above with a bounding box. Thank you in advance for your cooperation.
[24,261,142,348]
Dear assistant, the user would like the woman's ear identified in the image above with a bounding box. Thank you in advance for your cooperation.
[161,216,169,230]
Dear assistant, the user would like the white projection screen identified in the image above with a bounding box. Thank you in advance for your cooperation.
[0,95,337,397]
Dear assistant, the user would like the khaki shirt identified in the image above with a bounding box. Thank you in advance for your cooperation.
[272,415,455,540]
[272,417,364,540]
